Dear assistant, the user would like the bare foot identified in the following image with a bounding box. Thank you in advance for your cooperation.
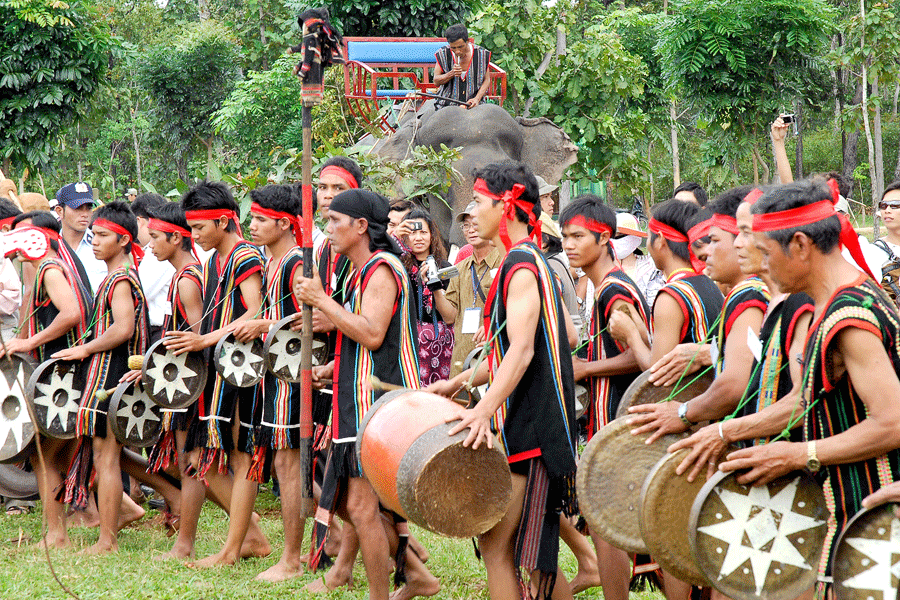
[408,537,429,564]
[66,509,99,528]
[570,565,602,595]
[78,540,118,556]
[118,498,145,531]
[33,536,72,551]
[239,514,272,559]
[304,567,353,594]
[188,549,238,569]
[389,572,441,600]
[154,543,195,561]
[255,560,304,583]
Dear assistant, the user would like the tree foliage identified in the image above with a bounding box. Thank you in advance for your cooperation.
[0,0,114,168]
[285,0,475,38]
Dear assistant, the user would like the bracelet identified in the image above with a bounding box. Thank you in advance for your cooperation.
[718,421,726,442]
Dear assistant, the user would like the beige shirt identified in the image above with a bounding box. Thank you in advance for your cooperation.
[445,246,503,377]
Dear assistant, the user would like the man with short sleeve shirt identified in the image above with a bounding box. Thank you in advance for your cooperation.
[54,182,107,294]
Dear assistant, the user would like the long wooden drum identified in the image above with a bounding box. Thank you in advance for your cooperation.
[356,388,512,538]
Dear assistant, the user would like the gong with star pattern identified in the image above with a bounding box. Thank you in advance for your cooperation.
[141,339,207,409]
[214,332,265,388]
[0,353,36,463]
[262,316,329,383]
[689,470,829,600]
[833,502,900,600]
[108,380,162,447]
[25,358,82,441]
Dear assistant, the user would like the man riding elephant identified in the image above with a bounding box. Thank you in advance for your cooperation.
[432,24,492,111]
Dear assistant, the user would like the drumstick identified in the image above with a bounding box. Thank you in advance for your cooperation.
[370,376,469,407]
[0,168,24,210]
[128,355,144,370]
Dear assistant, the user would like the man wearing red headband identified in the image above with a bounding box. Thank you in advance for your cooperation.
[609,199,723,373]
[430,162,579,600]
[629,187,770,445]
[55,201,150,555]
[706,180,900,590]
[164,180,271,568]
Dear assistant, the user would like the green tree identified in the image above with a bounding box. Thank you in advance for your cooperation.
[656,0,835,186]
[0,0,114,171]
[284,0,476,38]
[137,20,241,180]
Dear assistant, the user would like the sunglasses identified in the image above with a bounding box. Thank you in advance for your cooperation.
[879,202,900,210]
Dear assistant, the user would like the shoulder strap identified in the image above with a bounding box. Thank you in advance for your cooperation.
[874,238,899,262]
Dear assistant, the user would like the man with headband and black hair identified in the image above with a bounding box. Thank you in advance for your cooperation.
[700,179,900,595]
[429,162,578,600]
[628,187,770,446]
[164,180,272,568]
[295,188,438,600]
[55,201,150,555]
[608,198,723,373]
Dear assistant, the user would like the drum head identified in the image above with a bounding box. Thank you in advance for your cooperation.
[263,316,328,383]
[640,449,709,585]
[616,369,715,420]
[108,380,162,448]
[576,416,686,553]
[142,339,207,409]
[26,358,83,440]
[0,463,38,499]
[214,333,265,388]
[689,470,829,600]
[0,353,36,464]
[833,503,900,600]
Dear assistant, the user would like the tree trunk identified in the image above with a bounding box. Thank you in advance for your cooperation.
[794,100,803,180]
[198,0,210,21]
[831,34,842,120]
[648,139,655,204]
[130,108,142,189]
[894,81,899,117]
[751,147,759,185]
[860,0,878,215]
[873,78,884,202]
[894,139,900,181]
[670,102,680,187]
[258,3,268,70]
[206,137,214,179]
[843,82,863,184]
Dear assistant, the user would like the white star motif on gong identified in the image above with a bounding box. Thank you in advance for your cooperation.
[144,352,197,402]
[33,367,79,431]
[116,388,160,439]
[841,513,900,600]
[0,362,30,452]
[698,477,826,595]
[267,331,301,377]
[220,340,264,385]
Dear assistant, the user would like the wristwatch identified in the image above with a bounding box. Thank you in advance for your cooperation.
[678,401,694,426]
[806,441,821,473]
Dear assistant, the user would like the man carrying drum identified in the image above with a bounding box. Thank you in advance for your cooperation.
[430,162,579,600]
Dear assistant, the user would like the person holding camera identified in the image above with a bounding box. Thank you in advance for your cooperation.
[398,208,455,385]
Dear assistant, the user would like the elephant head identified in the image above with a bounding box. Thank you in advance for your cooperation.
[373,102,578,246]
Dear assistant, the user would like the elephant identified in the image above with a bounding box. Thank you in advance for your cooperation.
[372,101,578,246]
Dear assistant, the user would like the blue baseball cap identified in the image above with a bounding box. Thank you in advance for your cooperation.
[56,182,95,209]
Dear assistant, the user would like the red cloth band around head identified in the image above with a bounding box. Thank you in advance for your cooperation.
[566,215,613,236]
[93,218,144,265]
[250,202,303,247]
[184,208,244,240]
[149,218,191,238]
[687,219,711,245]
[473,178,540,251]
[320,166,359,189]
[648,218,688,243]
[743,188,764,205]
[752,199,877,282]
[0,217,14,229]
[709,213,739,235]
[827,178,840,205]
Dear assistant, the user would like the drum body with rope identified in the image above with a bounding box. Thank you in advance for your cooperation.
[577,416,686,553]
[689,470,829,600]
[25,358,83,440]
[615,369,715,420]
[356,388,512,538]
[214,333,265,388]
[263,316,329,382]
[0,353,36,463]
[832,502,900,600]
[141,339,207,409]
[108,380,162,447]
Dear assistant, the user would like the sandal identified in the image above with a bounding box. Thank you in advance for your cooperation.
[5,505,33,516]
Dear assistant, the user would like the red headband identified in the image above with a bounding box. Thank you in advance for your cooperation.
[320,165,359,189]
[752,199,877,282]
[184,209,244,239]
[709,213,739,235]
[93,218,144,265]
[473,178,541,251]
[250,202,303,247]
[566,215,613,236]
[0,217,14,229]
[650,218,705,273]
[687,219,711,245]
[743,188,764,205]
[149,218,199,259]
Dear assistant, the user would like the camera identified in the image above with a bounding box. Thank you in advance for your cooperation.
[780,113,794,124]
[409,221,423,231]
[424,255,459,291]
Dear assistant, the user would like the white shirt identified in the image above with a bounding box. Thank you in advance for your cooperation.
[74,229,108,294]
[312,227,326,258]
[138,243,176,327]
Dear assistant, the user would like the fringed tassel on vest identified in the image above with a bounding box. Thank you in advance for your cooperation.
[247,445,268,484]
[59,438,93,510]
[147,430,177,474]
[393,515,409,587]
[308,506,334,572]
[184,448,227,483]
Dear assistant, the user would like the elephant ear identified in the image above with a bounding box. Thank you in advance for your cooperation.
[516,116,578,187]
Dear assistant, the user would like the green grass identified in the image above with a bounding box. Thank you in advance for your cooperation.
[0,489,667,599]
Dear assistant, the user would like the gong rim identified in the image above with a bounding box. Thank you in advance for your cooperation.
[142,338,207,409]
[108,380,162,448]
[576,416,686,554]
[639,449,709,586]
[615,369,715,420]
[460,346,488,404]
[689,469,829,600]
[0,463,38,499]
[213,333,265,388]
[832,502,900,600]
[262,316,328,383]
[25,358,82,440]
[0,353,37,464]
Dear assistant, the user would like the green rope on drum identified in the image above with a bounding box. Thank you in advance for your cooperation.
[464,318,507,393]
[769,351,818,443]
[571,325,607,355]
[723,326,779,422]
[660,312,722,403]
